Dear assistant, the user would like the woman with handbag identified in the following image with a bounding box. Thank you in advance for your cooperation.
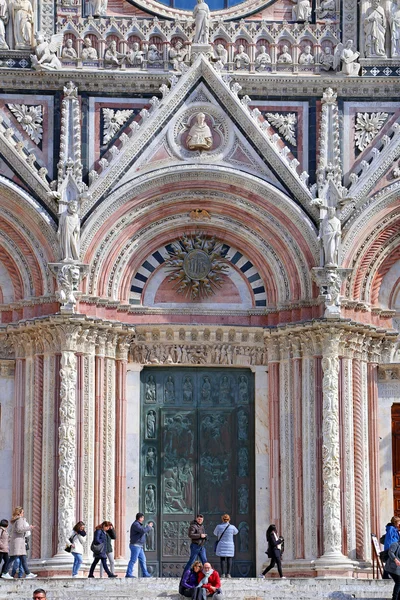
[213,514,238,578]
[383,539,400,600]
[1,507,36,579]
[259,524,285,579]
[88,522,117,578]
[99,521,116,578]
[68,521,86,577]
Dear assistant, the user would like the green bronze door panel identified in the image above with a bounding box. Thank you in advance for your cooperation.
[140,367,254,578]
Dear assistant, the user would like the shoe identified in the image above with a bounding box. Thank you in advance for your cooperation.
[226,574,232,578]
[142,574,152,578]
[257,574,265,578]
[108,575,117,578]
[1,574,13,580]
[125,575,136,578]
[25,574,37,579]
[88,575,94,578]
[281,576,287,579]
[221,574,226,578]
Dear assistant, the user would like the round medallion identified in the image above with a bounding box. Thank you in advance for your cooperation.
[183,249,212,280]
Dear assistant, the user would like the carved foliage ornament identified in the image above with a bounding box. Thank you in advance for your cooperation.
[165,232,229,300]
[102,108,134,145]
[354,112,388,152]
[265,112,297,146]
[7,104,43,144]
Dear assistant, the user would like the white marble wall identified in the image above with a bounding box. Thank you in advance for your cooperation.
[378,380,400,526]
[126,365,142,565]
[0,361,15,517]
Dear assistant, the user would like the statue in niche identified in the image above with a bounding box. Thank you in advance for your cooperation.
[169,40,187,72]
[318,0,336,16]
[0,0,9,50]
[364,0,387,57]
[12,0,33,50]
[145,484,156,513]
[212,43,228,70]
[145,447,156,476]
[89,0,107,16]
[238,447,248,477]
[255,46,271,70]
[291,0,312,20]
[334,40,360,76]
[234,44,250,69]
[219,376,231,404]
[62,39,77,59]
[57,201,80,262]
[318,207,341,267]
[31,32,63,71]
[238,410,248,441]
[278,45,293,63]
[147,44,161,65]
[201,376,212,403]
[145,375,156,403]
[145,521,155,551]
[146,410,156,438]
[81,37,98,60]
[127,42,144,67]
[164,376,175,403]
[186,113,213,151]
[104,40,124,67]
[193,0,210,44]
[238,484,249,513]
[183,377,193,403]
[391,0,400,56]
[238,376,248,404]
[238,522,249,552]
[299,45,315,64]
[320,47,335,70]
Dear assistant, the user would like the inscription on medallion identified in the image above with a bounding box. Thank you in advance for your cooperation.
[183,249,212,280]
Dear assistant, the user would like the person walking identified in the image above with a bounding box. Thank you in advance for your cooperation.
[183,515,207,572]
[69,521,86,578]
[383,517,400,579]
[88,522,117,578]
[383,538,400,600]
[100,521,116,577]
[179,560,203,597]
[125,513,153,578]
[1,507,36,579]
[259,524,285,579]
[213,514,238,578]
[0,519,9,576]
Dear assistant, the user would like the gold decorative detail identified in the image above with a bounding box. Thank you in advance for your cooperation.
[189,208,211,220]
[165,233,229,300]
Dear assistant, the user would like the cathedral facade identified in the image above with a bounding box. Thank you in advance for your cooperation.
[0,0,399,578]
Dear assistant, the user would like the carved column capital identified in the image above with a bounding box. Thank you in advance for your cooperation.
[312,268,352,318]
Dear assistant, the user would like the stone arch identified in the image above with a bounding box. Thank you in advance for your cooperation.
[81,168,318,305]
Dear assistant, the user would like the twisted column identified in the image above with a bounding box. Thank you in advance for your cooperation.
[32,354,44,558]
[352,358,364,559]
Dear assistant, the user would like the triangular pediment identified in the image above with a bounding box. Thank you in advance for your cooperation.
[85,55,314,219]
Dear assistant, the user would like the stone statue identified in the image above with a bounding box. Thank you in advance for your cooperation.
[291,0,312,20]
[146,447,156,476]
[193,0,210,44]
[320,46,335,70]
[145,522,155,551]
[81,37,98,60]
[90,0,107,16]
[145,484,156,513]
[126,42,144,67]
[201,376,212,403]
[234,44,250,69]
[212,43,228,70]
[391,0,400,56]
[0,0,9,50]
[31,33,63,71]
[333,40,360,76]
[278,44,293,63]
[318,207,341,267]
[145,375,156,403]
[169,40,187,72]
[186,113,213,151]
[299,45,315,64]
[104,40,124,67]
[164,376,175,403]
[146,410,156,438]
[62,39,77,59]
[57,201,80,261]
[255,46,271,70]
[183,377,193,403]
[12,0,33,50]
[147,44,161,65]
[364,0,387,57]
[55,263,81,307]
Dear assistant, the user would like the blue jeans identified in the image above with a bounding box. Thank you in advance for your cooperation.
[12,556,24,578]
[126,544,150,577]
[72,552,83,576]
[183,543,207,572]
[3,555,30,575]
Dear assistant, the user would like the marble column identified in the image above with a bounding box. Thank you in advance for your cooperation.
[267,341,281,533]
[32,354,44,558]
[115,340,129,559]
[368,362,380,540]
[12,357,25,507]
[94,334,106,526]
[292,338,304,559]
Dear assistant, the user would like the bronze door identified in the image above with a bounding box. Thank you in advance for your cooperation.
[140,367,255,577]
[392,404,400,517]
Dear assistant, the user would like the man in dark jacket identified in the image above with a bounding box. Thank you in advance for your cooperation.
[183,514,207,572]
[125,513,153,578]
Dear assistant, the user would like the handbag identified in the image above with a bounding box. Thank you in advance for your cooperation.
[214,523,230,552]
[65,544,72,553]
[25,537,30,551]
[380,550,389,562]
[90,541,104,555]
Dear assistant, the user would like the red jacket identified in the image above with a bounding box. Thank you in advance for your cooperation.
[197,570,221,593]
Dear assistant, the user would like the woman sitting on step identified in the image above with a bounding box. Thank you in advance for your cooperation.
[179,560,203,597]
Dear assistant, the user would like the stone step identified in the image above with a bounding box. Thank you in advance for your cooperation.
[0,578,394,600]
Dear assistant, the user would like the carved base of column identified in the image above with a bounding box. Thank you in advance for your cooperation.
[314,554,356,577]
